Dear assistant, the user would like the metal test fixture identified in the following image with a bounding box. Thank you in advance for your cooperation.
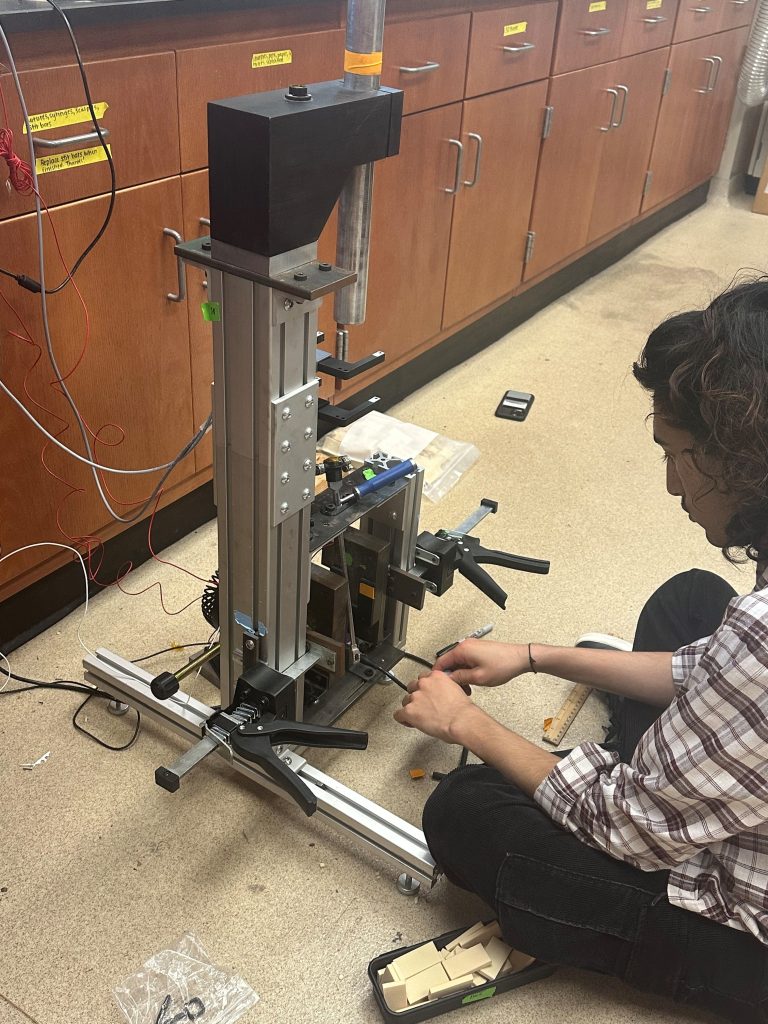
[83,0,549,893]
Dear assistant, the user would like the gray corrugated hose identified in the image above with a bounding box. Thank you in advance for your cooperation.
[738,0,768,105]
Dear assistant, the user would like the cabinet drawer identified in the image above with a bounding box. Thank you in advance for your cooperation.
[0,52,179,221]
[381,14,470,114]
[177,29,344,171]
[466,4,557,96]
[719,0,755,29]
[553,0,627,74]
[621,0,679,55]
[673,0,723,41]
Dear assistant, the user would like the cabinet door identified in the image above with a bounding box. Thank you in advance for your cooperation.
[0,178,194,597]
[588,48,668,241]
[524,63,614,281]
[344,104,463,381]
[642,30,744,209]
[443,81,548,329]
[180,171,336,472]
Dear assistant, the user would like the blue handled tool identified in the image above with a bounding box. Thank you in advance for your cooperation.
[340,459,416,505]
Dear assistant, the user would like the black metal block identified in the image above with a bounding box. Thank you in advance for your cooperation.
[208,81,403,256]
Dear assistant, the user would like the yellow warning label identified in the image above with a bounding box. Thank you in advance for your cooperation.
[35,143,112,176]
[23,101,108,135]
[504,21,528,35]
[251,49,293,69]
[646,0,663,8]
[359,582,376,600]
[588,1,607,10]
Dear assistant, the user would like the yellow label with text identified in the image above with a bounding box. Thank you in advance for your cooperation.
[504,21,528,35]
[646,0,663,8]
[252,49,293,69]
[589,1,607,10]
[23,102,108,135]
[35,143,112,176]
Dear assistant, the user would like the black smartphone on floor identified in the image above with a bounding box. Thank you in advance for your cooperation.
[495,390,534,421]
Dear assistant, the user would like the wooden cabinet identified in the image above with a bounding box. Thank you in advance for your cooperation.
[553,0,627,74]
[466,3,558,97]
[381,13,471,114]
[643,27,749,210]
[344,103,463,378]
[719,0,755,29]
[176,29,345,171]
[443,81,548,328]
[588,47,668,240]
[0,52,180,220]
[0,177,195,596]
[621,0,680,55]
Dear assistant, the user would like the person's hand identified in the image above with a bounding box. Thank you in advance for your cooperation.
[394,670,482,744]
[433,639,528,688]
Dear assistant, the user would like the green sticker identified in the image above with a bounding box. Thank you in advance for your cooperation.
[462,986,496,1004]
[201,301,221,322]
[362,468,376,480]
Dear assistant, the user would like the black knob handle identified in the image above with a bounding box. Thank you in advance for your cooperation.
[150,671,179,701]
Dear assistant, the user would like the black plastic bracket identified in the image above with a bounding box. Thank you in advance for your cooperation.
[316,348,386,380]
[317,395,381,438]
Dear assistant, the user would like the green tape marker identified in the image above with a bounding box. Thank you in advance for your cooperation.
[362,468,376,480]
[201,301,221,322]
[462,986,496,1004]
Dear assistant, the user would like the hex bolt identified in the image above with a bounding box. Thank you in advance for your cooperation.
[284,298,294,310]
[391,512,399,521]
[281,472,290,485]
[318,262,332,272]
[302,488,311,501]
[245,637,255,651]
[303,459,312,471]
[294,272,307,282]
[280,502,289,514]
[281,440,292,453]
[304,427,313,440]
[282,407,291,421]
[304,395,314,408]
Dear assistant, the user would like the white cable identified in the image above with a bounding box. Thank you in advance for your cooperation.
[0,24,211,500]
[0,542,93,657]
[0,648,12,692]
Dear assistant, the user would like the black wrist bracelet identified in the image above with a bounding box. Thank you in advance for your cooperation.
[528,643,537,674]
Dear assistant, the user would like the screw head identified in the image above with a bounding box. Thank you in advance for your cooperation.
[239,724,245,731]
[318,262,332,272]
[294,272,308,282]
[284,298,294,310]
[281,472,290,485]
[303,459,312,471]
[244,637,255,651]
[281,406,291,421]
[391,512,399,521]
[281,440,291,453]
[302,488,311,501]
[304,427,313,440]
[280,502,289,514]
[304,395,314,408]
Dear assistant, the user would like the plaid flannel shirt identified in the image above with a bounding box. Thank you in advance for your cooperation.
[535,566,768,943]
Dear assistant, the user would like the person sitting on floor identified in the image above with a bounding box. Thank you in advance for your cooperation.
[394,277,768,1024]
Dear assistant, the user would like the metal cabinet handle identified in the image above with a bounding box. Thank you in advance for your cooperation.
[601,88,619,131]
[696,56,717,92]
[444,139,464,194]
[690,5,713,11]
[502,41,536,53]
[32,127,110,150]
[613,84,629,128]
[463,132,483,187]
[163,228,187,302]
[642,14,668,21]
[199,217,210,228]
[709,54,722,91]
[398,60,441,73]
[731,2,750,5]
[579,26,611,35]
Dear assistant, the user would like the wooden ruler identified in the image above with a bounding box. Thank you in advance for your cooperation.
[542,683,593,746]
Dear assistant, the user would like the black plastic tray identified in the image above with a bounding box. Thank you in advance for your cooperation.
[367,922,556,1022]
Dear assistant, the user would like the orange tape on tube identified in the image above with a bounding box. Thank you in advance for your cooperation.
[344,49,383,75]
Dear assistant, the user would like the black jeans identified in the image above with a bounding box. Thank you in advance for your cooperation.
[423,570,768,1023]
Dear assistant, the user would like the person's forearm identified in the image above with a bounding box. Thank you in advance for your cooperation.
[451,706,560,797]
[529,645,675,706]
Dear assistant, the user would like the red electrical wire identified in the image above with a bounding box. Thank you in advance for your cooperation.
[0,79,34,197]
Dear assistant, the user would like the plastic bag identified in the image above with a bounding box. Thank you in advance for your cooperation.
[321,410,479,502]
[113,933,259,1024]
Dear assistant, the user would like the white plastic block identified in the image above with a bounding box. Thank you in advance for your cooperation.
[429,974,475,999]
[478,936,513,981]
[459,920,502,949]
[443,921,485,952]
[499,949,536,976]
[443,944,492,981]
[382,981,408,1012]
[405,962,449,1004]
[391,941,442,981]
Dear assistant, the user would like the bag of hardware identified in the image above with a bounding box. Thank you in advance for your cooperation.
[113,932,258,1024]
[320,410,479,503]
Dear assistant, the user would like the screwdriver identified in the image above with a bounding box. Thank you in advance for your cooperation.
[435,623,493,660]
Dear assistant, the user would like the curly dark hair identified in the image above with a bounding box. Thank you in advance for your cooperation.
[633,276,768,564]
